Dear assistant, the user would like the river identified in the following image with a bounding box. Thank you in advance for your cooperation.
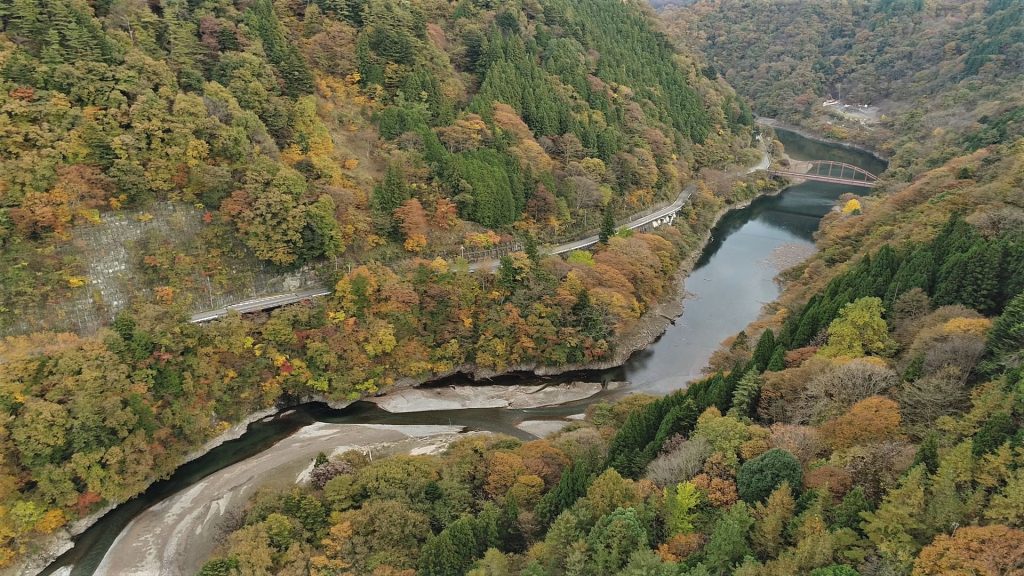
[610,129,887,391]
[42,128,885,576]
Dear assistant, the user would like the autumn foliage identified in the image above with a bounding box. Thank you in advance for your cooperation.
[821,396,902,451]
[913,525,1024,576]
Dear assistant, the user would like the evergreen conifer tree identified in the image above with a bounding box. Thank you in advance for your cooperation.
[600,207,616,244]
[913,432,940,474]
[247,0,314,97]
[727,371,761,420]
[419,532,464,576]
[766,346,786,372]
[703,502,755,574]
[750,330,776,371]
[372,165,409,236]
[984,291,1024,376]
[829,486,873,533]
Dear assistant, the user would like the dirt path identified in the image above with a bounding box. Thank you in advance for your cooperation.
[748,145,772,172]
[93,424,463,576]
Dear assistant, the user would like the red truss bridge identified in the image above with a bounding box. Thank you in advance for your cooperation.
[770,160,878,188]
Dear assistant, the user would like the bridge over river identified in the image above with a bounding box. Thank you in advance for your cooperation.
[770,160,878,188]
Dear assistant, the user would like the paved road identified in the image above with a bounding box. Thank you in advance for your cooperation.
[188,190,692,322]
[550,185,695,254]
[190,149,772,323]
[189,287,332,323]
[541,147,768,256]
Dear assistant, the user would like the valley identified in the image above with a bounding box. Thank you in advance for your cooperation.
[44,129,884,576]
[1,1,1021,575]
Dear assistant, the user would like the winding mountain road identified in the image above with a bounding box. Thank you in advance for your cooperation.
[189,149,772,324]
[90,150,774,574]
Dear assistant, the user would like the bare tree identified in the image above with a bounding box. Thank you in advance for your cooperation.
[645,437,713,487]
[792,359,899,424]
[898,366,969,429]
[922,333,986,382]
[842,440,916,503]
[769,423,823,465]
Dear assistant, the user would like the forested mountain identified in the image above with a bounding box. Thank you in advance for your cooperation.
[2,0,1022,574]
[196,3,1024,575]
[0,0,755,335]
[662,0,1024,179]
[0,0,772,567]
[201,108,1024,576]
[200,210,1024,575]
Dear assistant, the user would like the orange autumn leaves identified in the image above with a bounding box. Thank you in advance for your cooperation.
[913,525,1024,576]
[8,165,112,237]
[820,396,903,451]
[311,226,686,392]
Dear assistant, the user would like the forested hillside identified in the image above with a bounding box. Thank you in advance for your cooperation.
[0,0,773,567]
[195,3,1024,574]
[662,0,1024,179]
[199,213,1024,575]
[201,111,1024,574]
[3,0,1022,573]
[0,0,756,334]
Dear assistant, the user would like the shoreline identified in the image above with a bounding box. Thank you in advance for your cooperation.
[18,399,358,576]
[94,424,468,576]
[24,148,779,576]
[756,116,889,161]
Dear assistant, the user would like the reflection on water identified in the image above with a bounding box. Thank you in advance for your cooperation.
[46,128,886,576]
[611,129,886,392]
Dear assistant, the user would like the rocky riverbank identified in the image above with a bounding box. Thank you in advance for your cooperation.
[367,381,626,412]
[94,423,466,576]
[9,397,361,576]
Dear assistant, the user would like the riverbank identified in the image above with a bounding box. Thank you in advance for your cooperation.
[367,381,624,412]
[757,116,889,160]
[382,149,777,386]
[94,423,466,576]
[11,397,364,576]
[25,146,777,576]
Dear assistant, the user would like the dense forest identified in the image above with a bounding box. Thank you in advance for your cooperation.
[663,0,1024,178]
[197,102,1024,572]
[1,0,1022,573]
[0,0,756,334]
[198,210,1024,574]
[198,1,1024,572]
[0,0,774,567]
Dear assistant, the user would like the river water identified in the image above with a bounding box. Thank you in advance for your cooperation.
[44,129,885,575]
[611,129,887,391]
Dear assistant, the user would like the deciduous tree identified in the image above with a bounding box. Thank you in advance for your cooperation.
[912,525,1024,576]
[820,396,902,451]
[820,297,894,359]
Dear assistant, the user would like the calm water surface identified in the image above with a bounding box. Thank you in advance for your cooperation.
[47,129,885,575]
[614,129,887,391]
